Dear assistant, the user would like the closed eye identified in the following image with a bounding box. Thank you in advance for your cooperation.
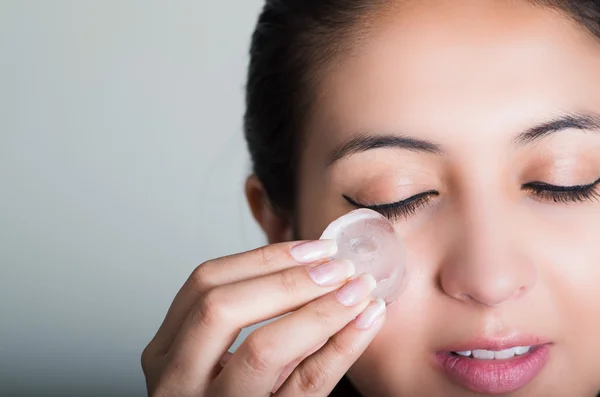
[522,177,600,203]
[343,190,439,221]
[343,177,600,221]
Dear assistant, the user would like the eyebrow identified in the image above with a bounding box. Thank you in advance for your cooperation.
[514,113,600,145]
[325,113,600,166]
[326,133,443,166]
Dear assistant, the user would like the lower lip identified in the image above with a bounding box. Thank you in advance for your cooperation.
[435,345,550,394]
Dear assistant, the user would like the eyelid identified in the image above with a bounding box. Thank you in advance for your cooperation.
[343,190,439,209]
[522,177,600,191]
[344,191,439,222]
[345,176,600,218]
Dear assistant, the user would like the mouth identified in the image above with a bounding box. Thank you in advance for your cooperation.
[435,337,552,395]
[450,345,533,360]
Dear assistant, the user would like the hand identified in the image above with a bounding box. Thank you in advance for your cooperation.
[141,240,387,396]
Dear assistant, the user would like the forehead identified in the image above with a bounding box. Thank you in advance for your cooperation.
[305,0,600,152]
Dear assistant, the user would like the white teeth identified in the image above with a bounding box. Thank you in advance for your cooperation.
[472,349,495,360]
[454,346,532,360]
[494,348,517,360]
[514,346,531,356]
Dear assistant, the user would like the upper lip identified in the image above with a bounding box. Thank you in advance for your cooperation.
[441,334,551,352]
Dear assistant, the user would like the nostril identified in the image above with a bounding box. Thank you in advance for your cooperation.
[511,285,528,300]
[459,292,506,307]
[439,252,538,307]
[459,292,472,302]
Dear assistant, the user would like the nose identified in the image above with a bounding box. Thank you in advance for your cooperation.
[439,208,537,307]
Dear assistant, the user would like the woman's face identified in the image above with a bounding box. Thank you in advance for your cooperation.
[293,1,600,396]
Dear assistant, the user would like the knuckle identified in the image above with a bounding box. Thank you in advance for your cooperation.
[141,346,152,373]
[194,288,229,329]
[328,333,356,358]
[241,333,278,374]
[279,269,301,296]
[189,260,216,292]
[310,300,336,324]
[296,362,329,395]
[253,244,279,267]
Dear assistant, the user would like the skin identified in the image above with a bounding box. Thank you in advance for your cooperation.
[142,1,600,396]
[296,1,600,395]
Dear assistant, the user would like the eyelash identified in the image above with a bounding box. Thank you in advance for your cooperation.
[344,178,600,221]
[343,190,439,222]
[522,178,600,204]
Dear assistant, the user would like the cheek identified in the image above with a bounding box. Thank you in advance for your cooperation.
[347,208,600,392]
[347,279,439,394]
[295,168,352,239]
[541,207,600,305]
[548,214,600,379]
[296,195,347,239]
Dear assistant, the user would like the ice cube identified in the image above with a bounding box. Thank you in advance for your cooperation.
[320,208,409,304]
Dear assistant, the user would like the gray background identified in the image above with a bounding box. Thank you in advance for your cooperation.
[1,1,268,395]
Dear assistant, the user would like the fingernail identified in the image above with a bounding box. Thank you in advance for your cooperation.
[290,240,338,263]
[336,274,377,307]
[308,259,355,286]
[355,298,386,330]
[219,351,232,367]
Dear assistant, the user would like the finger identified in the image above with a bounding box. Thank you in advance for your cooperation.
[212,274,377,396]
[276,299,387,397]
[148,240,337,354]
[207,351,234,378]
[166,258,355,389]
[271,341,327,394]
[220,351,233,367]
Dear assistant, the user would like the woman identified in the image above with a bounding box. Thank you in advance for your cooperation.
[142,1,600,396]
